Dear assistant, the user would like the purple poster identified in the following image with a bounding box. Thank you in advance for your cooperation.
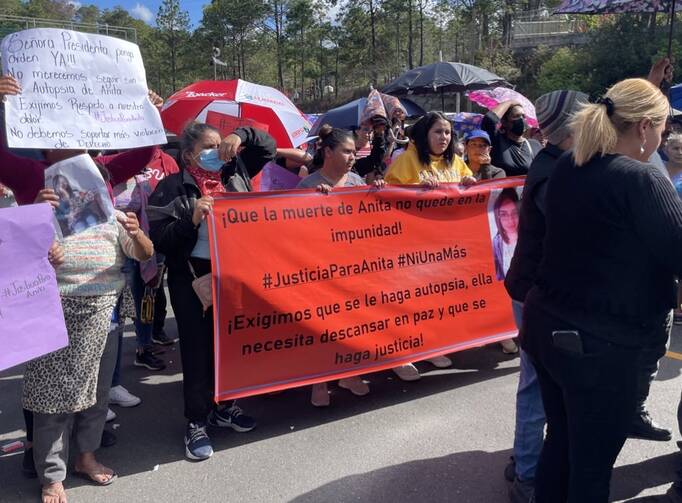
[0,204,68,372]
[259,162,302,191]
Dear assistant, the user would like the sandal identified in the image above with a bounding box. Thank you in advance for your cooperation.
[41,482,67,503]
[73,469,117,486]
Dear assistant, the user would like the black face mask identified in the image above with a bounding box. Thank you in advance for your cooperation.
[509,117,526,136]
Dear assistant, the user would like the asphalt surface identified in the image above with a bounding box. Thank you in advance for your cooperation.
[1,308,682,503]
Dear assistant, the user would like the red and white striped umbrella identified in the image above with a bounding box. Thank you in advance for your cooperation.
[160,79,312,148]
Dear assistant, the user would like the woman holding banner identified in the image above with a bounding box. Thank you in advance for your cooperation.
[298,127,384,406]
[384,111,476,381]
[521,78,682,503]
[147,122,275,461]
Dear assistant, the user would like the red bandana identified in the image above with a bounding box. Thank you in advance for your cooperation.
[185,165,227,196]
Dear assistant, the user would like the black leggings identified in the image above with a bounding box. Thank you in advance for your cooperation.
[23,408,33,443]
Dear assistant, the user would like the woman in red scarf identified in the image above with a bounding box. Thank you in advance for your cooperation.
[147,122,276,461]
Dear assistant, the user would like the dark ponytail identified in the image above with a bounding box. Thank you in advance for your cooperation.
[311,126,353,170]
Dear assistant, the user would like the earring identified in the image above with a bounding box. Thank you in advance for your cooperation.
[640,138,647,155]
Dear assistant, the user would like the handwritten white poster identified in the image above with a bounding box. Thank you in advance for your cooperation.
[1,28,167,149]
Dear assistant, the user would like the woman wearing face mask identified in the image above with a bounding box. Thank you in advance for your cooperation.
[147,122,275,461]
[384,112,475,381]
[481,101,542,176]
[298,127,384,406]
[522,78,682,503]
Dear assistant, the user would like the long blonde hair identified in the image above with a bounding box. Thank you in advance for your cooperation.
[570,78,669,166]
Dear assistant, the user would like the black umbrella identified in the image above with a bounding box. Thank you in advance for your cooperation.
[382,61,510,111]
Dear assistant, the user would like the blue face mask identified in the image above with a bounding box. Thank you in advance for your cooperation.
[196,149,224,172]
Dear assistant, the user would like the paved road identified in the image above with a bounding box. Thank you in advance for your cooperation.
[1,312,682,503]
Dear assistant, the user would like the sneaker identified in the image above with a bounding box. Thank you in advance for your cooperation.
[152,330,177,346]
[208,403,256,432]
[184,422,213,461]
[392,363,421,382]
[509,477,535,503]
[338,376,370,396]
[134,348,166,371]
[311,383,330,407]
[22,448,37,478]
[106,408,117,422]
[427,355,452,368]
[501,339,519,354]
[109,385,141,407]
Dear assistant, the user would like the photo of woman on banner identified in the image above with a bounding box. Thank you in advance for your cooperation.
[44,155,115,239]
[490,187,521,281]
[51,174,111,237]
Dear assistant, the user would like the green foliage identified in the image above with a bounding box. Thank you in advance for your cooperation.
[536,47,587,97]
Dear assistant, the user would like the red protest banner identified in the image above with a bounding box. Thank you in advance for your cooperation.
[205,111,270,138]
[208,179,523,400]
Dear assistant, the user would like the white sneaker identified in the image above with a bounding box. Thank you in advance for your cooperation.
[106,408,117,422]
[109,385,142,407]
[427,355,452,368]
[392,364,421,382]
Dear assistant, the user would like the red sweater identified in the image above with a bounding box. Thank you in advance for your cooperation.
[0,144,157,206]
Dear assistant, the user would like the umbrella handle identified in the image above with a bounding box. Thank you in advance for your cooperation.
[668,0,677,59]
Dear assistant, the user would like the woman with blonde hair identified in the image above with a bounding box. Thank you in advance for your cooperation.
[521,77,682,503]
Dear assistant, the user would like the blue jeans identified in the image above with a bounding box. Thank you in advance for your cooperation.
[512,300,546,482]
[126,258,153,350]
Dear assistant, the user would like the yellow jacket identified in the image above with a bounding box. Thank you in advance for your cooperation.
[384,143,472,184]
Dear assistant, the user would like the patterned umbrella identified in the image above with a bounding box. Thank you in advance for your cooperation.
[445,112,484,135]
[555,0,679,55]
[467,87,538,128]
[555,0,675,14]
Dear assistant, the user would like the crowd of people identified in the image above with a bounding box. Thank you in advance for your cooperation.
[1,54,682,503]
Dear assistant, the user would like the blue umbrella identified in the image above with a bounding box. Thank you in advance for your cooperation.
[670,83,682,109]
[309,97,425,136]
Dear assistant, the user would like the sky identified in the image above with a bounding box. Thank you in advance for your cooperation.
[86,0,209,27]
[86,0,341,29]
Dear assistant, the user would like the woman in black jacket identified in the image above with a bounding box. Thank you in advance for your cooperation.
[522,78,682,503]
[147,123,275,461]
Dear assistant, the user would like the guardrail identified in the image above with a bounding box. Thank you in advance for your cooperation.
[0,14,137,42]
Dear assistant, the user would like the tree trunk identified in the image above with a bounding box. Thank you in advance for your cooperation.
[419,0,424,66]
[408,0,414,69]
[368,0,377,84]
[170,34,176,92]
[275,1,284,88]
[300,26,305,101]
